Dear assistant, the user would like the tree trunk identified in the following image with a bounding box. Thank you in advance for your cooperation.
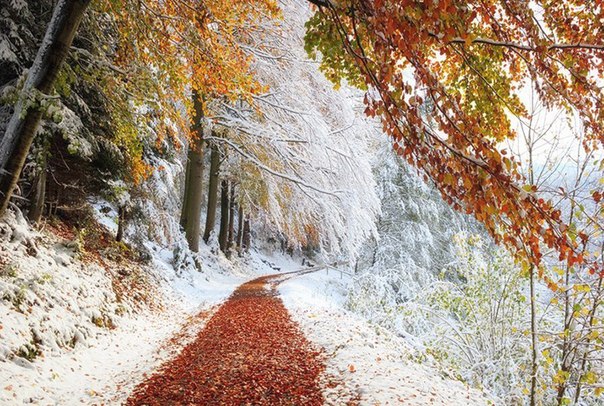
[529,265,538,406]
[28,165,47,223]
[116,205,125,242]
[179,149,191,228]
[242,216,251,253]
[556,264,575,405]
[0,0,91,216]
[28,135,52,224]
[218,180,229,253]
[556,199,579,406]
[226,184,236,258]
[236,205,244,250]
[573,277,603,404]
[203,141,220,243]
[180,91,205,252]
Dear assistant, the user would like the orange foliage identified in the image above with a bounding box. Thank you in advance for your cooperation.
[306,0,604,274]
[98,0,280,145]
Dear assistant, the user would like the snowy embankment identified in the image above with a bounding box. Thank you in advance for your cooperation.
[0,208,277,404]
[278,270,492,405]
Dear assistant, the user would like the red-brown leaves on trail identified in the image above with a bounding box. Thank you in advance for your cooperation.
[127,276,326,405]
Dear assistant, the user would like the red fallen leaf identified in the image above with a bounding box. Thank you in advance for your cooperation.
[4,385,13,391]
[125,274,351,405]
[348,364,356,373]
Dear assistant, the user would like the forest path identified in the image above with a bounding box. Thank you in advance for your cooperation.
[126,272,330,405]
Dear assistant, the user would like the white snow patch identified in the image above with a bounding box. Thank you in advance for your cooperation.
[278,270,493,405]
[0,39,18,63]
[1,305,210,404]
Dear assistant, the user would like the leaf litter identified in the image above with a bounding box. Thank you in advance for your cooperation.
[127,274,353,405]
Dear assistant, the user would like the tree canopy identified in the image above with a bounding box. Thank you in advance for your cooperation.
[305,0,604,280]
[97,0,280,170]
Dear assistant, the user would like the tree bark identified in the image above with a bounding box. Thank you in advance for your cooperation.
[236,205,244,251]
[28,160,47,224]
[202,141,220,243]
[242,216,251,253]
[0,0,91,216]
[218,180,229,253]
[226,184,236,258]
[179,148,191,228]
[529,265,538,406]
[116,205,125,242]
[180,91,205,252]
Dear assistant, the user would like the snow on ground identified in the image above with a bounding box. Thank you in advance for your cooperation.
[1,204,493,405]
[0,208,287,405]
[278,269,493,405]
[2,305,206,404]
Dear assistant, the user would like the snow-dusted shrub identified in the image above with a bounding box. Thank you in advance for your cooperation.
[351,229,531,402]
[404,234,530,403]
[346,145,537,402]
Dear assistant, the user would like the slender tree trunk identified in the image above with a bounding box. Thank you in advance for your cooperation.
[242,216,251,253]
[218,180,229,253]
[226,184,236,258]
[203,141,220,243]
[555,267,573,406]
[236,205,244,250]
[525,142,539,406]
[180,91,205,252]
[574,277,603,404]
[529,265,538,406]
[0,0,91,216]
[28,135,51,224]
[116,206,125,242]
[179,151,191,228]
[556,199,579,406]
[28,165,47,223]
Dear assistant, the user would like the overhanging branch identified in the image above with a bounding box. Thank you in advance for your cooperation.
[206,135,345,197]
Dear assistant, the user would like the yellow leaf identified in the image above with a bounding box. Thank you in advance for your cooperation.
[584,371,597,385]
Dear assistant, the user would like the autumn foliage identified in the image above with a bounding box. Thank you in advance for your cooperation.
[96,0,280,160]
[305,0,604,278]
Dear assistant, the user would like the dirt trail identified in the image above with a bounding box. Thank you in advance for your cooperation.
[126,274,326,405]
